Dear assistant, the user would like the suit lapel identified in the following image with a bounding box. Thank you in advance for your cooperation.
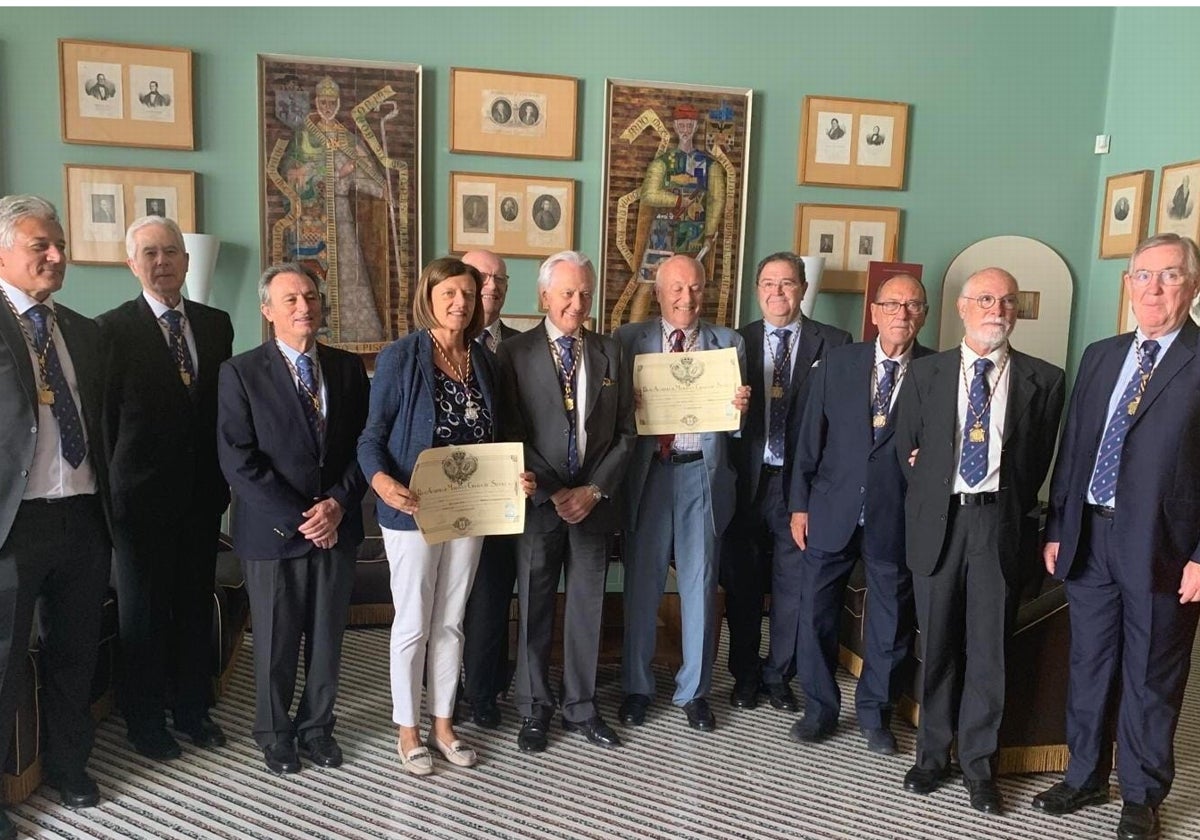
[745,321,765,397]
[1130,320,1198,428]
[137,296,192,399]
[265,343,319,459]
[1003,350,1036,444]
[582,328,606,423]
[931,352,960,441]
[183,300,219,385]
[316,343,339,448]
[0,296,36,408]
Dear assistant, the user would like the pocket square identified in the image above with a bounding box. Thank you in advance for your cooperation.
[602,377,615,386]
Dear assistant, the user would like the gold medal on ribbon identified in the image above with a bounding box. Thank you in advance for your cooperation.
[771,385,784,399]
[969,423,986,443]
[38,387,55,405]
[564,396,575,412]
[1127,397,1139,416]
[872,413,887,428]
[180,371,192,386]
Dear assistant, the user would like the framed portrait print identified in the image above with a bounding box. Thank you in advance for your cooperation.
[1155,158,1200,242]
[798,95,910,190]
[59,39,194,149]
[259,54,422,357]
[449,171,575,258]
[599,78,753,332]
[795,204,901,293]
[450,67,579,160]
[63,164,195,265]
[1099,169,1152,259]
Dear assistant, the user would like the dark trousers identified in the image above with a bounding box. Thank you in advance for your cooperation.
[1063,510,1200,806]
[461,535,516,705]
[912,503,1013,781]
[113,508,220,733]
[798,527,914,730]
[241,546,356,748]
[0,495,110,780]
[514,524,608,724]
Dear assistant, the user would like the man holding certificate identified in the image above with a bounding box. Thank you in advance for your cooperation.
[495,250,636,753]
[615,254,750,732]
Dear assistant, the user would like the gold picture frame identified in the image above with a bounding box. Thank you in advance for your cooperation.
[1155,158,1200,242]
[798,95,910,190]
[449,171,575,258]
[450,67,579,160]
[59,38,194,149]
[1099,169,1152,259]
[63,164,196,265]
[794,203,901,293]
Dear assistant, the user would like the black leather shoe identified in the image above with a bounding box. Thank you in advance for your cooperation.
[299,735,343,768]
[903,764,950,795]
[517,717,549,753]
[1117,803,1160,840]
[263,740,301,774]
[46,771,100,809]
[683,698,716,731]
[763,682,799,712]
[618,694,652,727]
[469,699,502,730]
[861,727,897,755]
[175,714,227,749]
[964,778,1003,814]
[0,808,14,840]
[729,681,759,709]
[789,713,835,743]
[563,716,622,749]
[128,724,182,761]
[1032,781,1108,815]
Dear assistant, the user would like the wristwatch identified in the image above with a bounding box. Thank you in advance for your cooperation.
[588,484,603,502]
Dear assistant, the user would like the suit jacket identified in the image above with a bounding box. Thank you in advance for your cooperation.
[1046,320,1200,592]
[496,322,636,534]
[733,316,852,507]
[98,296,233,525]
[217,341,370,562]
[895,345,1064,585]
[614,318,747,536]
[0,297,111,543]
[790,340,934,558]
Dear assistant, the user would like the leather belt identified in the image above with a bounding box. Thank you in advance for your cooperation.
[665,451,703,465]
[1088,504,1116,519]
[762,464,783,477]
[22,493,97,506]
[954,492,997,506]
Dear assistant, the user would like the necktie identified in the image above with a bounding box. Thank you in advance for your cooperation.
[873,359,899,443]
[161,309,197,388]
[958,357,994,487]
[767,328,793,460]
[555,335,579,478]
[295,352,324,446]
[657,329,685,461]
[1088,339,1160,505]
[482,329,497,354]
[26,304,87,469]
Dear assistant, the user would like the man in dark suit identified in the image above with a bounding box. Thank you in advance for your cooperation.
[98,216,233,760]
[1033,234,1200,840]
[721,251,851,712]
[217,263,369,774]
[788,274,930,752]
[496,250,636,752]
[895,267,1064,815]
[459,250,520,729]
[615,254,750,733]
[0,195,112,830]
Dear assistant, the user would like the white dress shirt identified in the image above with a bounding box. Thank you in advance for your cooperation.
[275,339,328,421]
[661,319,701,453]
[951,341,1011,494]
[871,338,913,413]
[761,319,801,466]
[143,291,199,376]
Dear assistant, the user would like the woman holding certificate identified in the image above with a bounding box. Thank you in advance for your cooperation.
[358,256,532,776]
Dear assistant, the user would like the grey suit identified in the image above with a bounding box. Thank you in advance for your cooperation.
[496,322,635,722]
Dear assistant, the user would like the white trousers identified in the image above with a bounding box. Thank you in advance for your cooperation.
[381,527,483,726]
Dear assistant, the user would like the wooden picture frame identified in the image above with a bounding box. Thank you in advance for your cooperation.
[449,171,575,258]
[798,95,909,190]
[63,164,195,265]
[599,78,753,332]
[258,54,422,358]
[1099,169,1152,259]
[450,67,579,160]
[59,39,193,150]
[1155,158,1200,242]
[795,204,901,293]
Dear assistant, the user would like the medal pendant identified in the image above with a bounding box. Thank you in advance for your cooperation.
[564,396,575,412]
[38,387,55,405]
[872,413,887,428]
[464,403,479,422]
[770,385,784,399]
[969,424,986,444]
[180,371,192,386]
[1127,397,1139,416]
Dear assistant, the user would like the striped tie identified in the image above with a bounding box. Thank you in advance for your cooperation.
[1088,339,1160,505]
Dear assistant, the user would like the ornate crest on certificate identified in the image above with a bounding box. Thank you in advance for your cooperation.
[409,443,525,545]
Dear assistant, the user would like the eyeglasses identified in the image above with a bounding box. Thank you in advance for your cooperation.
[873,300,927,315]
[480,272,509,284]
[961,294,1019,310]
[1128,268,1190,286]
[757,280,802,293]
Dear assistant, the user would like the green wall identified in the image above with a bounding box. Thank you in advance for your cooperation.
[2,7,1115,355]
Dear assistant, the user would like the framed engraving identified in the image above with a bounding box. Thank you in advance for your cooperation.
[1155,158,1200,243]
[449,172,575,258]
[798,95,909,190]
[794,203,901,293]
[1099,169,1152,259]
[450,67,578,160]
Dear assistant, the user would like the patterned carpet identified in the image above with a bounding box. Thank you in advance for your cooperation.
[8,627,1200,839]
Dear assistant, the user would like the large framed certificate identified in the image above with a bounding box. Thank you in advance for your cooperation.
[632,346,742,435]
[409,443,525,545]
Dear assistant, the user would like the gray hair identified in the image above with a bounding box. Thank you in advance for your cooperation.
[0,195,59,249]
[754,251,807,285]
[537,250,595,290]
[1128,233,1200,278]
[259,262,321,305]
[125,215,185,260]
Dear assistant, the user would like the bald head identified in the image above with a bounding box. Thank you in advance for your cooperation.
[655,255,706,330]
[462,250,508,326]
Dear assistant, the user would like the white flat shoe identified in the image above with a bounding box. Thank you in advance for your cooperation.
[427,735,478,768]
[397,735,434,776]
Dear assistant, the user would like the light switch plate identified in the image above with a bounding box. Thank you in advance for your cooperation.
[1094,134,1111,154]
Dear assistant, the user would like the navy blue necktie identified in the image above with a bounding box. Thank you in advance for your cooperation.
[767,328,792,460]
[1089,339,1160,505]
[958,357,994,487]
[873,359,899,443]
[294,353,324,446]
[555,335,579,479]
[161,309,196,389]
[26,304,87,469]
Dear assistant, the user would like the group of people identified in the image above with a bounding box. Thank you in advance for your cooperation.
[0,190,1197,840]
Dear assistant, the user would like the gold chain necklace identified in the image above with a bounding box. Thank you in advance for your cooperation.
[1,287,56,405]
[546,331,582,412]
[1126,339,1157,416]
[959,350,1009,443]
[870,356,908,429]
[430,330,480,421]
